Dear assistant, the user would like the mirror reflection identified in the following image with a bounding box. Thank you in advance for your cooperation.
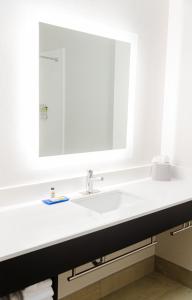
[39,23,131,156]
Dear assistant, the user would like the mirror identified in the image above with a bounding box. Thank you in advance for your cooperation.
[39,22,131,156]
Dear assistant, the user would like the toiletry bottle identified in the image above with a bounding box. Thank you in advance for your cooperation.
[50,187,55,199]
[151,156,171,181]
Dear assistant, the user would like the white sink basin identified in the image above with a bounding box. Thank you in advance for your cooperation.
[72,190,142,214]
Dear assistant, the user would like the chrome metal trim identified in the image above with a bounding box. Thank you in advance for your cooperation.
[170,221,192,236]
[68,237,157,281]
[40,55,59,62]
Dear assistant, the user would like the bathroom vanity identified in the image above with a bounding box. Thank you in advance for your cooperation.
[0,179,192,299]
[0,0,191,297]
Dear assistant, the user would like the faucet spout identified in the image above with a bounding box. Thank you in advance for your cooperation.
[86,169,104,194]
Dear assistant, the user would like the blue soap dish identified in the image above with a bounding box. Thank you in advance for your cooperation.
[42,197,69,205]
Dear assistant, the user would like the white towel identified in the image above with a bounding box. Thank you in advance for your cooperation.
[9,292,22,300]
[24,280,52,294]
[22,287,53,300]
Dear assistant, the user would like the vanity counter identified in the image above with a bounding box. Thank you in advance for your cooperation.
[1,178,192,263]
[1,177,192,297]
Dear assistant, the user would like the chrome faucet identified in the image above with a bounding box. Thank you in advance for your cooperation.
[86,170,104,194]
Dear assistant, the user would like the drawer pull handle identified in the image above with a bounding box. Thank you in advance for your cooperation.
[170,221,192,236]
[68,236,157,281]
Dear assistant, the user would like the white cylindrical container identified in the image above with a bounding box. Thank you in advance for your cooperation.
[151,163,172,181]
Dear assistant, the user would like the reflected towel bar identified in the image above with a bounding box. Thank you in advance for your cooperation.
[68,236,157,281]
[170,221,192,236]
[40,55,59,62]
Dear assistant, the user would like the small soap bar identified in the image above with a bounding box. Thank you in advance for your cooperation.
[55,196,68,200]
[42,197,69,205]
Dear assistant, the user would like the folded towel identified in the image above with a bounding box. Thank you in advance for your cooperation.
[9,292,22,300]
[22,286,53,300]
[24,279,52,294]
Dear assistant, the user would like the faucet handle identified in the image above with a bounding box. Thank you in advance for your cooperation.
[87,169,93,177]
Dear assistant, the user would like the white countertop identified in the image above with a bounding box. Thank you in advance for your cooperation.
[1,178,192,262]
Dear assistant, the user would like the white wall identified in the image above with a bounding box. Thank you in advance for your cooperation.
[157,0,192,271]
[172,0,192,166]
[0,0,169,187]
[162,0,192,167]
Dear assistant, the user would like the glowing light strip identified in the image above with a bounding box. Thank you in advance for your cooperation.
[126,34,138,157]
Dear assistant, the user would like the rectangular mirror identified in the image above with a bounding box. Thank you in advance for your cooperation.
[39,22,131,156]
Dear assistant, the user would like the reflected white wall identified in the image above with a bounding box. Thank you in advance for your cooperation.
[39,49,65,156]
[40,23,119,155]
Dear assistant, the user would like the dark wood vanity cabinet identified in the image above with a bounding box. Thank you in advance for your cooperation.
[0,200,192,298]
